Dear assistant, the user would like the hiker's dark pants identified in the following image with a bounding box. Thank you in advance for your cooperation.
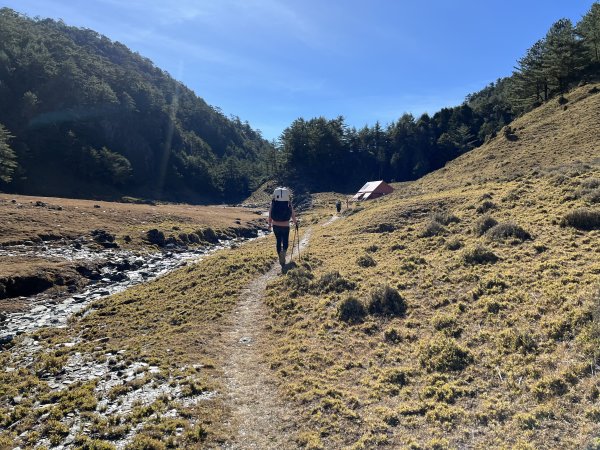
[272,225,290,254]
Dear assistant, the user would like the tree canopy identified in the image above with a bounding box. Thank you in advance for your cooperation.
[0,8,274,202]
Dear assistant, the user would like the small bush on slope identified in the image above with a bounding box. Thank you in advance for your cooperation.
[338,296,367,324]
[476,200,497,214]
[462,245,499,265]
[419,220,447,238]
[312,271,356,294]
[367,285,407,317]
[486,222,532,242]
[474,215,498,236]
[430,211,460,225]
[357,254,376,268]
[561,208,600,230]
[418,336,473,373]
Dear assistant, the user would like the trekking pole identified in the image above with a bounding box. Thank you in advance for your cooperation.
[295,221,301,261]
[290,222,298,262]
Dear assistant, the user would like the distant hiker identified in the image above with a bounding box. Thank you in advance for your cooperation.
[268,187,297,268]
[346,198,349,209]
[336,200,342,214]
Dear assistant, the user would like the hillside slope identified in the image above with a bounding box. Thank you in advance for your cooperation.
[263,83,600,449]
[418,84,600,192]
[0,8,273,202]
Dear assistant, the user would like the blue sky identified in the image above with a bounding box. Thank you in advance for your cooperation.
[2,0,596,140]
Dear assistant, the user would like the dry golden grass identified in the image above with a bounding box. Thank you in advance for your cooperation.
[0,193,266,307]
[0,238,275,447]
[417,83,600,192]
[261,84,600,449]
[0,193,264,248]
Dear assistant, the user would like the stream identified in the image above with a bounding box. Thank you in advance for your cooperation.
[0,231,267,344]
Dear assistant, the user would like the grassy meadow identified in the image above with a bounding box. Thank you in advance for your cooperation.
[262,84,600,449]
[0,83,599,449]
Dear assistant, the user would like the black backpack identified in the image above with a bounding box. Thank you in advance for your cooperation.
[271,200,292,221]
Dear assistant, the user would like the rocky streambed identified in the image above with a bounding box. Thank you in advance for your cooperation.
[0,230,267,346]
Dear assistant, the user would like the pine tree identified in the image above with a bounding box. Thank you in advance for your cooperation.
[512,39,548,111]
[543,19,585,93]
[577,2,600,64]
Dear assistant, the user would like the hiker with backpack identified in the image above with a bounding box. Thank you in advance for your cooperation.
[336,199,342,214]
[268,187,297,268]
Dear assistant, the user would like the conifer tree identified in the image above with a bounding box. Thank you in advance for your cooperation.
[577,2,600,64]
[543,19,585,93]
[512,40,548,111]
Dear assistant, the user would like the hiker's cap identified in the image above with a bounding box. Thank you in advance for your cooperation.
[273,187,290,202]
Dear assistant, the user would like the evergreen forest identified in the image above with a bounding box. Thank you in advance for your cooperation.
[0,8,274,202]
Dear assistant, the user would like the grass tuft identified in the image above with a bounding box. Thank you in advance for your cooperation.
[474,215,498,236]
[367,285,407,317]
[476,200,497,214]
[312,271,356,294]
[560,208,600,230]
[419,220,447,238]
[356,254,376,268]
[462,245,499,265]
[419,337,473,372]
[486,222,532,242]
[337,296,367,324]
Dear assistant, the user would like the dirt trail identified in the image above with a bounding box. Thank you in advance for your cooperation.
[220,228,312,449]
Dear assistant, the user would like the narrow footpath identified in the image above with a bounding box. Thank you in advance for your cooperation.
[220,228,312,449]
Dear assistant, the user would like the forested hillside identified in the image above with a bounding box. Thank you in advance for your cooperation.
[277,3,600,192]
[0,8,274,202]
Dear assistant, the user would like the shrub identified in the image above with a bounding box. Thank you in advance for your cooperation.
[74,435,118,449]
[125,435,166,450]
[514,412,539,430]
[431,211,460,225]
[284,267,314,294]
[357,254,376,268]
[486,222,532,242]
[421,376,466,403]
[586,189,600,204]
[365,244,379,253]
[476,200,497,214]
[419,337,473,372]
[419,220,447,238]
[368,285,407,317]
[581,178,600,189]
[445,238,463,251]
[498,329,538,355]
[561,208,600,230]
[312,271,356,294]
[432,314,462,337]
[474,215,498,235]
[462,245,499,265]
[42,420,70,446]
[532,376,568,401]
[379,368,409,387]
[338,296,367,324]
[383,327,402,343]
[366,223,396,233]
